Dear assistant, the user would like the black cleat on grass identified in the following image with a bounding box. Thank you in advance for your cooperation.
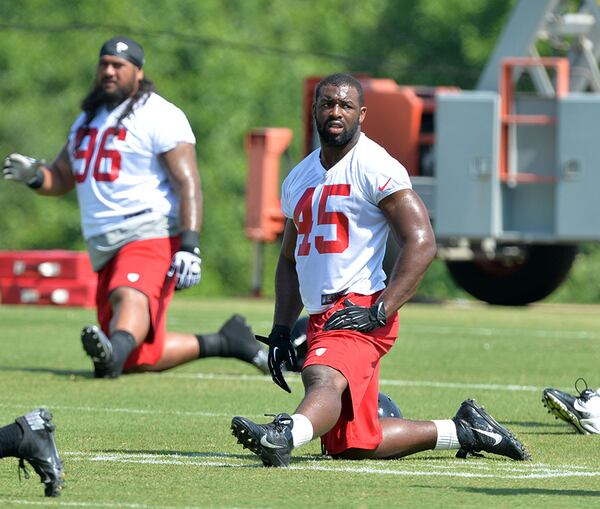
[231,413,294,467]
[16,408,64,497]
[453,399,530,461]
[542,380,600,435]
[81,325,120,378]
[220,315,269,374]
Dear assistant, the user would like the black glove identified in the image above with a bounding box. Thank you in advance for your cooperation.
[323,299,387,332]
[266,325,297,393]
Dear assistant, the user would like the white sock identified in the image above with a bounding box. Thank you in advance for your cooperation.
[433,419,461,450]
[291,413,313,448]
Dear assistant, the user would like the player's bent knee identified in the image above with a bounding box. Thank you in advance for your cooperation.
[109,285,149,308]
[302,364,348,394]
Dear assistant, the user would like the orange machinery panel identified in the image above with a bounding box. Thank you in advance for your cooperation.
[0,250,96,308]
[303,75,458,175]
[245,128,293,242]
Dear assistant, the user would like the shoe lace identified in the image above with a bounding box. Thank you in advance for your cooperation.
[263,413,292,432]
[18,458,31,482]
[574,377,596,402]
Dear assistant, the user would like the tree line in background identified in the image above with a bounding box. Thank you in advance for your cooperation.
[0,0,598,303]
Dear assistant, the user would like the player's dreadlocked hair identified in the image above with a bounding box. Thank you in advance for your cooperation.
[79,77,156,134]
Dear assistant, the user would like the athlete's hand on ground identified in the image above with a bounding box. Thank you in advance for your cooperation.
[267,325,297,393]
[323,299,387,332]
[167,251,202,289]
[2,153,44,185]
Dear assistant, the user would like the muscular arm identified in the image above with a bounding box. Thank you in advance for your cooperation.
[161,142,202,232]
[35,145,76,196]
[273,219,304,328]
[377,189,436,317]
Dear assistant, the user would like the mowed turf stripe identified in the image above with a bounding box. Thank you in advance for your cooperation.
[5,500,204,509]
[62,451,600,479]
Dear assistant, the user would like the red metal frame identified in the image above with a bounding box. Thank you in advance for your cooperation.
[499,57,569,184]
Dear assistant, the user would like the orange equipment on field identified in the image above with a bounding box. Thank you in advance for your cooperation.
[245,128,293,242]
[244,128,293,295]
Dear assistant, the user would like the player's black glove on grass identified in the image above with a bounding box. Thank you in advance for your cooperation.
[323,299,387,332]
[265,325,297,393]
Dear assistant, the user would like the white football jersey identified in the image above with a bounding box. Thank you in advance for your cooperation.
[67,92,196,239]
[281,133,412,314]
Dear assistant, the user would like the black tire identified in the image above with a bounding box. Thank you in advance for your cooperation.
[445,244,578,306]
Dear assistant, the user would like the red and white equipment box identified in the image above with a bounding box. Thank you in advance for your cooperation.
[0,250,97,308]
[0,278,96,308]
[0,250,95,279]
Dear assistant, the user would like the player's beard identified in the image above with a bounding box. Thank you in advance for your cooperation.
[316,115,360,147]
[101,79,137,107]
[85,78,137,110]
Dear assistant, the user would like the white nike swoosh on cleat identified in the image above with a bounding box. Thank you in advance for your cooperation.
[260,435,285,449]
[471,427,503,445]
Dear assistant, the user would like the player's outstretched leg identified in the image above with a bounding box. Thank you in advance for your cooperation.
[81,325,119,378]
[14,408,65,497]
[217,314,269,374]
[231,413,294,467]
[542,380,600,434]
[453,399,530,460]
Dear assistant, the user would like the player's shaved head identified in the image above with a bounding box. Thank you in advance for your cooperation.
[315,73,364,107]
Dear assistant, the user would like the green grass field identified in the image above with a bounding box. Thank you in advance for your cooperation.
[1,297,600,508]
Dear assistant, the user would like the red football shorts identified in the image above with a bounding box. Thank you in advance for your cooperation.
[303,291,400,455]
[95,237,179,370]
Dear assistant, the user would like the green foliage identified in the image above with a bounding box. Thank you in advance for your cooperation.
[548,243,600,303]
[417,259,472,302]
[1,0,598,303]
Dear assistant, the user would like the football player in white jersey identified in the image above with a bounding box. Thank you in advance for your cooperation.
[2,36,267,378]
[231,73,529,466]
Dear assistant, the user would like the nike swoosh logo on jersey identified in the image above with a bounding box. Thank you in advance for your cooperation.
[378,177,392,191]
[471,427,503,445]
[260,435,286,449]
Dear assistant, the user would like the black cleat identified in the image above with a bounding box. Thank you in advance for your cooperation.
[220,315,269,374]
[16,408,64,497]
[453,399,530,461]
[231,413,294,467]
[542,379,600,434]
[81,325,120,378]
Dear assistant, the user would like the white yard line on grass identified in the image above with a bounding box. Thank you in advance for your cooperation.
[0,374,545,415]
[0,374,545,419]
[0,402,250,419]
[61,450,600,480]
[160,372,543,393]
[252,322,599,340]
[403,325,599,340]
